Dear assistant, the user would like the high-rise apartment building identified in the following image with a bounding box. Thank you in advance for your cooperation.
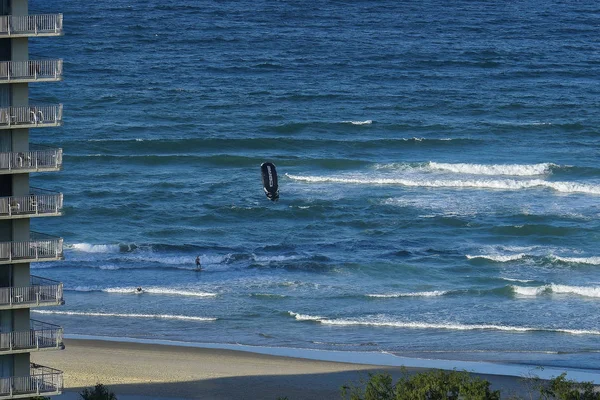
[0,0,65,397]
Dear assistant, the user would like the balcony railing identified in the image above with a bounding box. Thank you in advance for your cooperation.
[0,105,63,129]
[0,320,64,353]
[0,188,63,219]
[0,233,63,264]
[0,60,63,83]
[0,276,64,310]
[0,364,62,399]
[0,14,63,37]
[0,148,63,174]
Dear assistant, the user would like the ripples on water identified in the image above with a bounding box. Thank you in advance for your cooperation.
[27,0,600,370]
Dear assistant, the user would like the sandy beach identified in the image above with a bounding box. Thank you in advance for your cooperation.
[31,339,538,400]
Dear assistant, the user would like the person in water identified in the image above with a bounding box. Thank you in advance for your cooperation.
[136,287,143,293]
[195,256,201,270]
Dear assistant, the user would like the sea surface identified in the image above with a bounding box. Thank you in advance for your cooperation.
[28,0,600,372]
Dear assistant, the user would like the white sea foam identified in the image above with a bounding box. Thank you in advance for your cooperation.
[31,310,216,321]
[287,312,600,335]
[343,120,372,125]
[103,287,217,297]
[373,162,428,172]
[98,265,121,270]
[285,174,600,195]
[551,256,600,265]
[367,291,448,298]
[252,254,300,263]
[500,277,535,283]
[288,311,324,321]
[70,286,97,292]
[69,243,120,253]
[550,284,600,298]
[512,284,600,298]
[512,285,548,296]
[466,254,525,262]
[429,162,555,176]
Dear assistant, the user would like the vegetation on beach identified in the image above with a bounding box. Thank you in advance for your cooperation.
[75,371,600,400]
[340,370,600,400]
[79,383,117,400]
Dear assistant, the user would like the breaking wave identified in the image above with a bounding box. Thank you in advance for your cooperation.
[249,293,288,299]
[428,162,555,176]
[68,286,217,297]
[551,256,600,265]
[367,290,448,298]
[32,310,217,321]
[500,277,535,283]
[68,243,120,253]
[342,120,373,125]
[286,312,600,335]
[466,250,600,266]
[512,284,600,298]
[466,254,526,262]
[286,174,600,195]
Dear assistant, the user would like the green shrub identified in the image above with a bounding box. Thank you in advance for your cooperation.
[343,369,500,400]
[341,370,600,400]
[80,383,117,400]
[540,373,600,400]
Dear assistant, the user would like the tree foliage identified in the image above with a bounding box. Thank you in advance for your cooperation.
[340,369,600,400]
[342,369,500,400]
[539,373,600,400]
[79,383,117,400]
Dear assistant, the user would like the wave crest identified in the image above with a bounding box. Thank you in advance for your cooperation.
[429,162,555,176]
[512,284,600,298]
[367,291,448,298]
[32,310,216,321]
[69,243,120,253]
[285,174,600,195]
[286,312,600,335]
[342,120,373,125]
[467,254,525,262]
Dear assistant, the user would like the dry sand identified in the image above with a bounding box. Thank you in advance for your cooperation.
[32,339,537,399]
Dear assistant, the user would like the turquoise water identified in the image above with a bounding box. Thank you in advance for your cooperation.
[28,0,600,371]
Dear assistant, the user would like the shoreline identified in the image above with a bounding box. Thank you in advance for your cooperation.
[30,336,599,400]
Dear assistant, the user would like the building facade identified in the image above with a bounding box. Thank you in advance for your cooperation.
[0,0,64,397]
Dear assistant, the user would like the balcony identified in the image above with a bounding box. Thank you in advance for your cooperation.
[0,364,62,399]
[0,276,64,310]
[0,320,63,354]
[0,60,63,83]
[0,105,63,129]
[0,233,63,264]
[0,147,62,174]
[0,188,63,219]
[0,14,63,38]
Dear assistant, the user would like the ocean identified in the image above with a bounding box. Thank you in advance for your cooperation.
[28,0,600,373]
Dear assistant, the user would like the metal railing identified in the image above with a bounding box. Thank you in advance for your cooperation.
[0,276,63,309]
[0,14,63,37]
[0,233,63,263]
[0,320,63,352]
[0,60,63,82]
[0,364,63,398]
[0,188,63,218]
[0,148,63,173]
[0,104,63,128]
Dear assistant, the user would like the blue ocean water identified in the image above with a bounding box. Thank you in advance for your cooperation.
[28,0,600,371]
